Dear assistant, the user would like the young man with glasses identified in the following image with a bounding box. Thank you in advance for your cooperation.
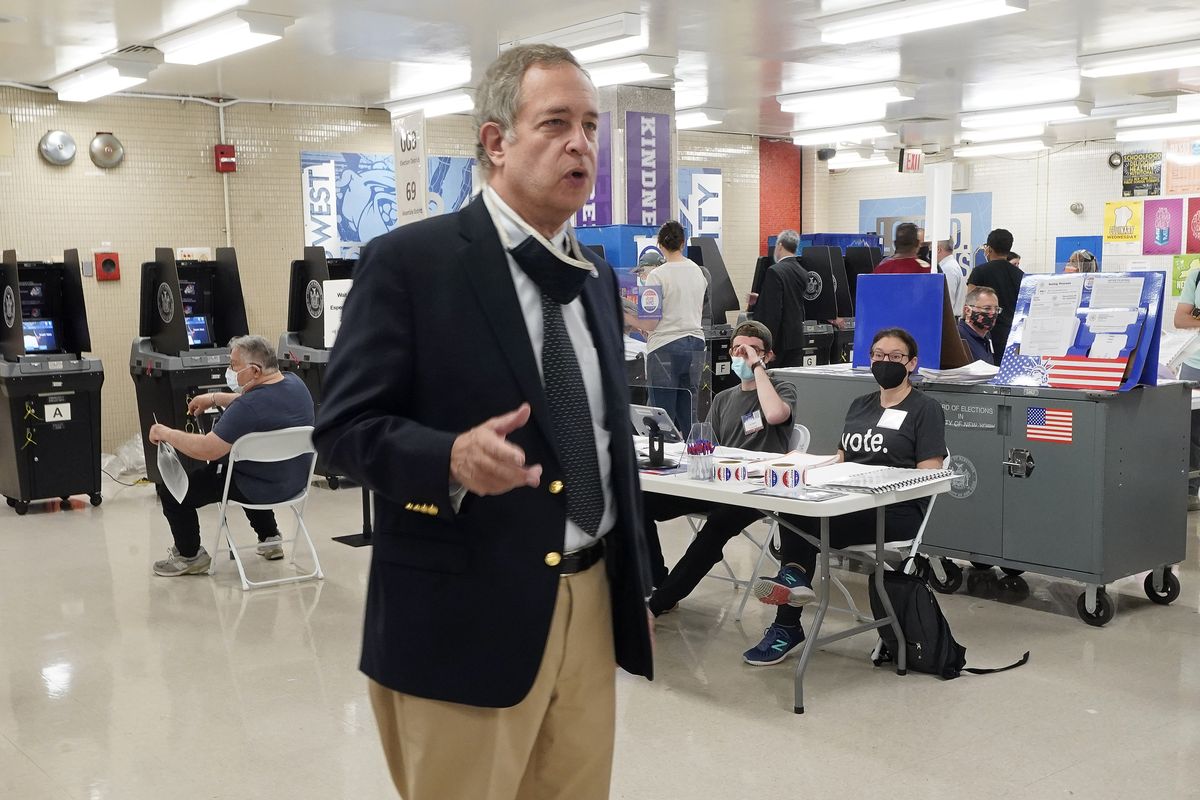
[744,327,946,666]
[959,286,1002,365]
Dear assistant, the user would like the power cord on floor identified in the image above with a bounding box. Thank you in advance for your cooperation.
[102,468,151,487]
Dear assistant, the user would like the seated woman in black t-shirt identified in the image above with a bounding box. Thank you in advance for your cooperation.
[741,327,947,666]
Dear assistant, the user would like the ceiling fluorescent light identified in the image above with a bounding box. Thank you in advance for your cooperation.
[1085,99,1178,123]
[501,13,644,62]
[961,101,1091,129]
[586,55,674,88]
[1115,109,1200,129]
[958,123,1045,142]
[385,87,475,118]
[1079,39,1200,78]
[49,57,160,102]
[777,81,915,113]
[817,0,1028,45]
[676,108,725,130]
[792,123,894,145]
[826,152,894,170]
[155,10,293,65]
[1115,123,1200,143]
[954,138,1049,157]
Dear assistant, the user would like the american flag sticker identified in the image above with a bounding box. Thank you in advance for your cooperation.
[1046,356,1127,391]
[1027,407,1073,444]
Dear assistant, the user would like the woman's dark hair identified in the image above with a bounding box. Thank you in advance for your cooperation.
[657,220,686,252]
[871,327,918,359]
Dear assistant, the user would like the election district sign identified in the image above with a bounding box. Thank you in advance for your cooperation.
[392,110,427,226]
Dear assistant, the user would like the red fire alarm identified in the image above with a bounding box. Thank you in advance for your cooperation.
[94,251,121,282]
[214,144,237,173]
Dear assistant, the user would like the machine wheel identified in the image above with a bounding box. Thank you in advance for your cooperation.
[929,559,963,594]
[327,475,340,490]
[13,501,29,516]
[997,574,1030,601]
[4,497,14,507]
[61,496,73,508]
[89,493,103,507]
[1001,568,1025,578]
[1144,571,1180,606]
[1076,589,1115,626]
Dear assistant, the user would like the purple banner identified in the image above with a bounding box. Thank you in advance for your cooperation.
[575,111,612,227]
[625,111,671,226]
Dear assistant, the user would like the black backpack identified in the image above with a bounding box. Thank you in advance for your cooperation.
[868,569,1029,679]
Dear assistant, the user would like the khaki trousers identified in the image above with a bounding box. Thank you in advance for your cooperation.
[369,558,616,800]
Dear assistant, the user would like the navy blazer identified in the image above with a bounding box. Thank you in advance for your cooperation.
[314,196,654,708]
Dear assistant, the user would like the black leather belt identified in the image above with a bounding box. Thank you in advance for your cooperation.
[561,539,605,575]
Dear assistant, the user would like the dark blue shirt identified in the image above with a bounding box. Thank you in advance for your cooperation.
[214,372,315,503]
[958,319,997,365]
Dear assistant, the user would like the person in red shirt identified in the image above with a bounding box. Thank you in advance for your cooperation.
[874,222,931,274]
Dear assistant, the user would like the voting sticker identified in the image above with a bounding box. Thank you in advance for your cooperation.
[878,408,907,430]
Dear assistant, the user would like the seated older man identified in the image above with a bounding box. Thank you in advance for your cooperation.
[147,334,314,577]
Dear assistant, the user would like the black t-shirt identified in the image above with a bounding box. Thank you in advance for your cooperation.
[966,258,1024,352]
[839,389,947,511]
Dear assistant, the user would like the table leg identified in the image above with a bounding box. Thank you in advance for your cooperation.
[872,506,907,676]
[792,516,831,714]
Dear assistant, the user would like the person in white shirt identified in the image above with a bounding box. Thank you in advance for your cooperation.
[642,220,709,432]
[936,239,967,319]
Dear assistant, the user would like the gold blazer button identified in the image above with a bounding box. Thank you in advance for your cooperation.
[549,480,564,495]
[544,552,562,567]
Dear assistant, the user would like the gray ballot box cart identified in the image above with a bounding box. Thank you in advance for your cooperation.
[773,367,1188,626]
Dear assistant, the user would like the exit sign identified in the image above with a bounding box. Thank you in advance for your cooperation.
[899,149,925,173]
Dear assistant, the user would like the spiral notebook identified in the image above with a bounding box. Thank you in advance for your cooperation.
[806,463,955,494]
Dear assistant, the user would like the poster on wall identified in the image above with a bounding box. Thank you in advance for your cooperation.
[575,111,612,228]
[1103,199,1143,256]
[1121,151,1162,197]
[626,111,671,226]
[1187,197,1200,254]
[858,192,991,270]
[300,151,397,259]
[426,156,475,216]
[1172,255,1199,297]
[1164,139,1200,196]
[1143,198,1184,255]
[678,167,722,248]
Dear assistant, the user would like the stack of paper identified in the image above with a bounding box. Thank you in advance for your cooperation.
[919,360,1000,384]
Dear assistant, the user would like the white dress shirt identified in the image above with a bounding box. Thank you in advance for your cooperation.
[481,186,615,552]
[939,255,967,318]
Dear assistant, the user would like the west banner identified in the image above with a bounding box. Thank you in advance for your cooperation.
[301,151,397,258]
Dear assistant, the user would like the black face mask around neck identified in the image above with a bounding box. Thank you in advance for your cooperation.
[509,235,592,304]
[871,360,908,390]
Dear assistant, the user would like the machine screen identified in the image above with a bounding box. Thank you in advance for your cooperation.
[23,319,58,352]
[186,315,212,347]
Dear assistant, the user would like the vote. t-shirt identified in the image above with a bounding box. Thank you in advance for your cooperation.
[838,388,947,511]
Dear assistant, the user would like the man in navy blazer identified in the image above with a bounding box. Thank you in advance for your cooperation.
[314,43,654,800]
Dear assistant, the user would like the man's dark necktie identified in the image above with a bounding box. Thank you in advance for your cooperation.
[510,236,604,537]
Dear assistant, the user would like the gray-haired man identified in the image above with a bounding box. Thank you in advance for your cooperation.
[147,334,314,576]
[752,228,811,367]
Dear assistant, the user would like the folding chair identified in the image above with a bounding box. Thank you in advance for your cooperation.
[686,423,811,621]
[208,425,324,591]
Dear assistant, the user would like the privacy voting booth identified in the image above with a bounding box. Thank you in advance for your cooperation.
[129,247,249,484]
[0,249,104,514]
[279,246,355,486]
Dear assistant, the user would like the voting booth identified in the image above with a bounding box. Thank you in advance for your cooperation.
[129,247,249,484]
[772,271,1185,626]
[279,246,354,486]
[0,249,105,513]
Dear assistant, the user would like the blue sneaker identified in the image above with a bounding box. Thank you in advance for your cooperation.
[752,562,816,607]
[742,623,806,666]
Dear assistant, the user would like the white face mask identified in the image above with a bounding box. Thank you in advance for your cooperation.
[225,366,249,393]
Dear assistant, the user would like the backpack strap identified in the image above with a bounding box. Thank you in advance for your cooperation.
[963,650,1030,675]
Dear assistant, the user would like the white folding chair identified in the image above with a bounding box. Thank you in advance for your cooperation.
[686,423,811,621]
[208,425,324,591]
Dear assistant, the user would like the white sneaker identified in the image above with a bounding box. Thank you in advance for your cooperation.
[257,535,285,560]
[153,546,212,577]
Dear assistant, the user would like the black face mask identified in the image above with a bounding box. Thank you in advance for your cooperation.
[969,310,997,331]
[871,360,908,390]
[509,235,592,304]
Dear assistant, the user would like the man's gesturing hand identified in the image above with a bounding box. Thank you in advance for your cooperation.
[450,403,543,496]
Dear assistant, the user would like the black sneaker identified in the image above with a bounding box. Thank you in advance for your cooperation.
[742,623,805,666]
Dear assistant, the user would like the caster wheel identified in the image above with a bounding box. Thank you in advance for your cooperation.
[1144,571,1180,606]
[997,574,1030,601]
[89,493,102,507]
[14,501,29,516]
[327,475,340,490]
[970,561,993,571]
[1076,589,1115,626]
[1001,568,1025,577]
[768,537,782,562]
[929,559,963,594]
[5,497,14,507]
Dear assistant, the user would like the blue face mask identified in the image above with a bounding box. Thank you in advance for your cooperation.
[730,356,756,382]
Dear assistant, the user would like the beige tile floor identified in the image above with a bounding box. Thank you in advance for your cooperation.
[3,477,1200,799]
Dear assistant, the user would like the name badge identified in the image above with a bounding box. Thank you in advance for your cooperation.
[742,410,764,435]
[878,409,908,430]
